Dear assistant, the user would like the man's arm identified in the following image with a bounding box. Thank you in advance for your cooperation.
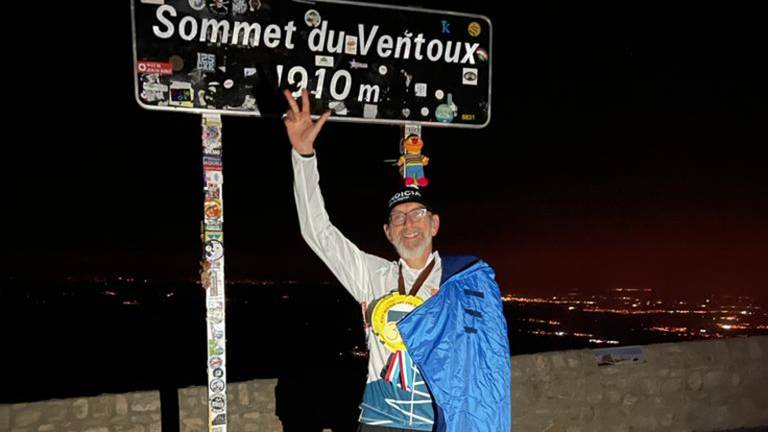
[284,90,388,304]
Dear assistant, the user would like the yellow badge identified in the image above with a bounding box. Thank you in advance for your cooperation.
[369,293,424,352]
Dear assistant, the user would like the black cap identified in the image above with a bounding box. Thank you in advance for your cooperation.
[387,186,432,213]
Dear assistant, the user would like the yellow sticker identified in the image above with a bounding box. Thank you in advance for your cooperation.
[468,22,482,37]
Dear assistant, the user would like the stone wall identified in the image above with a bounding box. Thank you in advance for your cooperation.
[511,336,768,432]
[1,391,161,432]
[4,336,767,432]
[178,380,281,432]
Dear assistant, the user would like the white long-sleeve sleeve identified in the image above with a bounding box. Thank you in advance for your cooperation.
[292,149,392,304]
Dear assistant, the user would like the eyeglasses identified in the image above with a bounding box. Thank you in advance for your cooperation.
[389,207,429,226]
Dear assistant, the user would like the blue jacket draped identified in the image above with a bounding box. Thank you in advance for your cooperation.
[398,256,511,432]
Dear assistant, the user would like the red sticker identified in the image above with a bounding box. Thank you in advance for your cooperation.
[137,61,173,76]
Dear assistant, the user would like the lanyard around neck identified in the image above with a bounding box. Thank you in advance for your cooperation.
[398,258,436,296]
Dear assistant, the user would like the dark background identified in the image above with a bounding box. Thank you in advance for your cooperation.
[5,2,766,301]
[1,2,766,430]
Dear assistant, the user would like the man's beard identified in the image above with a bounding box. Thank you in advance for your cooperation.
[392,229,433,262]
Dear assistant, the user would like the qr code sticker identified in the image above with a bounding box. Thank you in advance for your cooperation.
[198,53,216,72]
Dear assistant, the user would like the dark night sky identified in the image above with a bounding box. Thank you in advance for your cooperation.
[4,2,766,301]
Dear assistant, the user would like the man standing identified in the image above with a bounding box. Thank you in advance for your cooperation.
[284,89,511,432]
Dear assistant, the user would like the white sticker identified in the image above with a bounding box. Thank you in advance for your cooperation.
[401,70,413,87]
[140,82,168,102]
[402,108,411,118]
[143,83,168,92]
[378,65,388,75]
[476,48,489,62]
[315,55,334,68]
[349,60,368,69]
[232,0,248,14]
[205,240,224,262]
[329,101,348,116]
[197,53,216,72]
[305,9,321,27]
[244,67,257,77]
[169,81,194,107]
[206,171,223,185]
[462,68,479,86]
[141,0,164,4]
[364,104,378,119]
[224,79,234,89]
[415,83,427,97]
[345,36,358,55]
[420,107,429,116]
[236,95,259,112]
[435,89,444,100]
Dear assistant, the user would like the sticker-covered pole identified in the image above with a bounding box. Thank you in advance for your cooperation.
[200,113,227,432]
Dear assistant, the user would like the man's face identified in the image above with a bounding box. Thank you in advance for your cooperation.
[383,202,440,261]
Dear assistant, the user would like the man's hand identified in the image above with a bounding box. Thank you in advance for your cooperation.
[283,88,331,156]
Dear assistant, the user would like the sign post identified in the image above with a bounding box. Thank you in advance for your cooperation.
[130,1,493,429]
[199,113,227,431]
